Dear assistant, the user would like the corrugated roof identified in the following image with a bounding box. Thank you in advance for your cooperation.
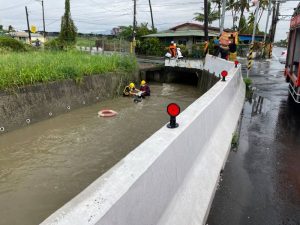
[143,30,219,38]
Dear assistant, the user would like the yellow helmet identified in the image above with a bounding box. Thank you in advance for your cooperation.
[129,82,135,88]
[140,80,146,85]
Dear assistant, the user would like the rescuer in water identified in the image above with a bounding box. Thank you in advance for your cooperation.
[139,80,151,98]
[123,82,139,96]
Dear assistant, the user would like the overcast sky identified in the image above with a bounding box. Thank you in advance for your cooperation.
[0,0,297,41]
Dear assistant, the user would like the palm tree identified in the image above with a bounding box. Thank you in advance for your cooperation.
[194,1,220,25]
[226,0,240,30]
[211,0,222,26]
[238,0,250,31]
[257,0,269,24]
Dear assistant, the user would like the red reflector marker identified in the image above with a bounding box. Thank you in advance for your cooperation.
[221,70,228,81]
[167,103,180,128]
[234,60,239,68]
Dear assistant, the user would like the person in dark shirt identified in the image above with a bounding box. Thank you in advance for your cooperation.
[139,80,150,98]
[228,35,237,61]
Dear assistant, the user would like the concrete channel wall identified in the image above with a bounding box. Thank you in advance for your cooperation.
[0,73,133,133]
[41,55,245,225]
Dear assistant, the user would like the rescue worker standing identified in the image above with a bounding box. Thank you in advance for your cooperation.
[139,80,150,97]
[204,40,209,55]
[228,35,237,61]
[123,82,138,96]
[169,41,177,58]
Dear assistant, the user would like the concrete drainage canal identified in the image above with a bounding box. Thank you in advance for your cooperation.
[0,68,219,225]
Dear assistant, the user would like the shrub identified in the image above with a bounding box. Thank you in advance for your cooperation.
[244,77,252,89]
[191,42,206,58]
[137,37,164,56]
[0,36,26,51]
[176,44,188,57]
[44,38,64,50]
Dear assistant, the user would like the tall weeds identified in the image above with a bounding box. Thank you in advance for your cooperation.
[0,51,137,90]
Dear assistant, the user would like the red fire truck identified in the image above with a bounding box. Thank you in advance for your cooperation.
[284,3,300,103]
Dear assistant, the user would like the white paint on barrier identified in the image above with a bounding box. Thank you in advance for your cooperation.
[40,55,245,225]
[165,58,204,69]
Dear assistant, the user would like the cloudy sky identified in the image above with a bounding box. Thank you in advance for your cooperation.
[0,0,297,41]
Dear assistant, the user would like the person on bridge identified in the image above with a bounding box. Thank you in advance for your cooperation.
[139,80,150,97]
[204,41,209,55]
[123,82,139,97]
[228,35,237,61]
[169,41,177,58]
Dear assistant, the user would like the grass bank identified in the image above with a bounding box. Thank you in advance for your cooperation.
[0,51,137,90]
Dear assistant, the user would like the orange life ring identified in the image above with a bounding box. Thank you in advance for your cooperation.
[98,109,118,117]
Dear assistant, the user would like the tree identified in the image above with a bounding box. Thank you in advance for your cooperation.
[247,12,260,34]
[238,15,248,34]
[59,0,77,45]
[226,0,240,30]
[8,25,15,32]
[0,25,3,31]
[194,1,220,24]
[211,0,222,26]
[238,0,250,31]
[257,0,269,24]
[119,23,156,41]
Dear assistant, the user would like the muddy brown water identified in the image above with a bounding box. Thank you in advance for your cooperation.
[0,83,200,225]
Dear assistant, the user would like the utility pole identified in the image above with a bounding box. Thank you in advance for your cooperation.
[271,1,280,43]
[247,0,260,78]
[263,0,272,43]
[204,0,208,41]
[42,0,46,39]
[25,6,32,44]
[131,0,137,54]
[220,0,226,34]
[148,0,155,31]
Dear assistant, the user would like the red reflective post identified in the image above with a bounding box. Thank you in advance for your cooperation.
[234,60,239,68]
[167,103,180,128]
[221,70,228,82]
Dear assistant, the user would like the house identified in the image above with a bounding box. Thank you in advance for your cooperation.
[9,31,45,44]
[143,22,220,50]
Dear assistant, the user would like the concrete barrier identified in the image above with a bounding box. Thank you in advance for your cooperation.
[41,55,245,225]
[165,58,204,69]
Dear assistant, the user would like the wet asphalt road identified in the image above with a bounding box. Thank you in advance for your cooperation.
[207,48,300,225]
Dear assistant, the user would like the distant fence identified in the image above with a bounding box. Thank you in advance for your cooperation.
[76,37,131,53]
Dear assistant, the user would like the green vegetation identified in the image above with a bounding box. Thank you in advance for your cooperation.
[244,77,252,89]
[136,37,164,56]
[0,51,137,90]
[194,1,220,24]
[58,0,77,49]
[118,23,156,41]
[0,36,27,51]
[231,132,239,149]
[76,36,98,47]
[274,39,288,48]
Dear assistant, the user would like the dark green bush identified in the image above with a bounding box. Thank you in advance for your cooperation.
[0,36,26,51]
[177,44,188,57]
[136,37,164,56]
[44,38,64,50]
[191,42,206,58]
[244,77,252,89]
